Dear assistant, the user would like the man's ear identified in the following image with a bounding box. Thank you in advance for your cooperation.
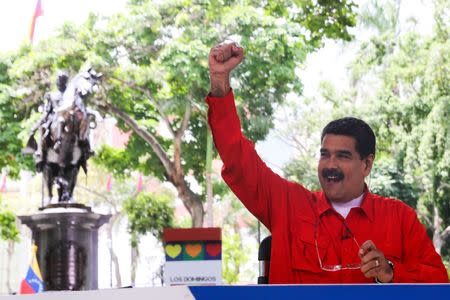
[363,154,375,176]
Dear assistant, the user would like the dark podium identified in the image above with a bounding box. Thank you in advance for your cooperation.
[19,203,110,291]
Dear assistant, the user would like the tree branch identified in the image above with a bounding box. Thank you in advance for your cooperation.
[96,101,175,175]
[433,206,442,229]
[291,134,311,154]
[77,184,109,201]
[173,102,192,175]
[439,182,450,190]
[441,225,450,240]
[178,101,192,139]
[76,184,118,211]
[109,76,176,138]
[416,210,431,227]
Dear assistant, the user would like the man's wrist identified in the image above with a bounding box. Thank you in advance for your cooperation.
[209,75,230,98]
[375,259,394,283]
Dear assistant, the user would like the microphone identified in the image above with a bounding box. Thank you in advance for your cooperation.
[258,236,272,284]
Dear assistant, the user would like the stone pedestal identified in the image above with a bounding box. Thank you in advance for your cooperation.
[19,203,110,291]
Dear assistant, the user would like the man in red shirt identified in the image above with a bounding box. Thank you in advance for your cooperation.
[206,42,449,283]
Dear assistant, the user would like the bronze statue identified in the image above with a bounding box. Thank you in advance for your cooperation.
[23,68,102,203]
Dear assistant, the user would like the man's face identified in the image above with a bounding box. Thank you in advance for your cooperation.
[317,134,373,203]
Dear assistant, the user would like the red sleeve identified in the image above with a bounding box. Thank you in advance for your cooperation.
[393,205,449,283]
[206,90,302,230]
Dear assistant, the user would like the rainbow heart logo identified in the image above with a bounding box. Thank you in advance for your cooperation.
[185,244,202,258]
[206,243,221,257]
[165,244,182,258]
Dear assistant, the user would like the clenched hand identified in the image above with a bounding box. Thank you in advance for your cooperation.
[208,42,244,97]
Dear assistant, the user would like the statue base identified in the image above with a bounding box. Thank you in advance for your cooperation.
[38,202,92,212]
[19,203,110,291]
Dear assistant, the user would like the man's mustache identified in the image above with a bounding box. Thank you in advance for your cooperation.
[322,168,344,181]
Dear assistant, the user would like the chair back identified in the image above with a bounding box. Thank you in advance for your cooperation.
[257,235,272,284]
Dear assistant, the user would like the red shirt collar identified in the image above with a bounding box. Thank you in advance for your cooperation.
[317,185,374,222]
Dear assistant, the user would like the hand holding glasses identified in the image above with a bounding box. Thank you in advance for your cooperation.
[359,240,394,282]
[314,221,393,282]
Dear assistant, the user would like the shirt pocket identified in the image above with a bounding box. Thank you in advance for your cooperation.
[382,244,402,264]
[291,219,329,274]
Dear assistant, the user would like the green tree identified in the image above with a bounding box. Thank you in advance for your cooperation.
[124,191,174,285]
[351,0,450,259]
[1,0,356,227]
[0,199,20,294]
[222,225,249,284]
[217,184,262,283]
[0,53,34,179]
[0,203,19,243]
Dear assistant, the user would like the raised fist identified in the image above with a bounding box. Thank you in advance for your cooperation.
[208,42,244,97]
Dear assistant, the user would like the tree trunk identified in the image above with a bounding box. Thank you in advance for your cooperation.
[6,241,14,294]
[433,206,442,254]
[206,172,213,226]
[170,172,205,227]
[206,129,214,227]
[98,102,205,227]
[169,172,205,227]
[130,245,139,286]
[107,213,122,287]
[432,206,450,255]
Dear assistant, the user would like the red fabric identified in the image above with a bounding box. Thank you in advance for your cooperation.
[106,174,112,192]
[19,280,35,294]
[137,174,143,192]
[163,228,221,242]
[29,0,44,43]
[0,174,6,192]
[206,90,449,283]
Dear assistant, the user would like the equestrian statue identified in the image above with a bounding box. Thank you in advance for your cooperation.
[23,68,103,203]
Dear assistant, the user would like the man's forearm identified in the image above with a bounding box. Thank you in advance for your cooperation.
[209,76,231,98]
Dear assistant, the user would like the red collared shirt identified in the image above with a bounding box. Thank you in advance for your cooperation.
[206,90,449,283]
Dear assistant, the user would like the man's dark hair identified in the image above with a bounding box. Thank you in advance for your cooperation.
[321,117,376,159]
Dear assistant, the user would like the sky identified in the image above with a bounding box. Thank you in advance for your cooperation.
[0,0,126,53]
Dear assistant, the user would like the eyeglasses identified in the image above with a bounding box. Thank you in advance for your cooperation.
[314,221,362,272]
